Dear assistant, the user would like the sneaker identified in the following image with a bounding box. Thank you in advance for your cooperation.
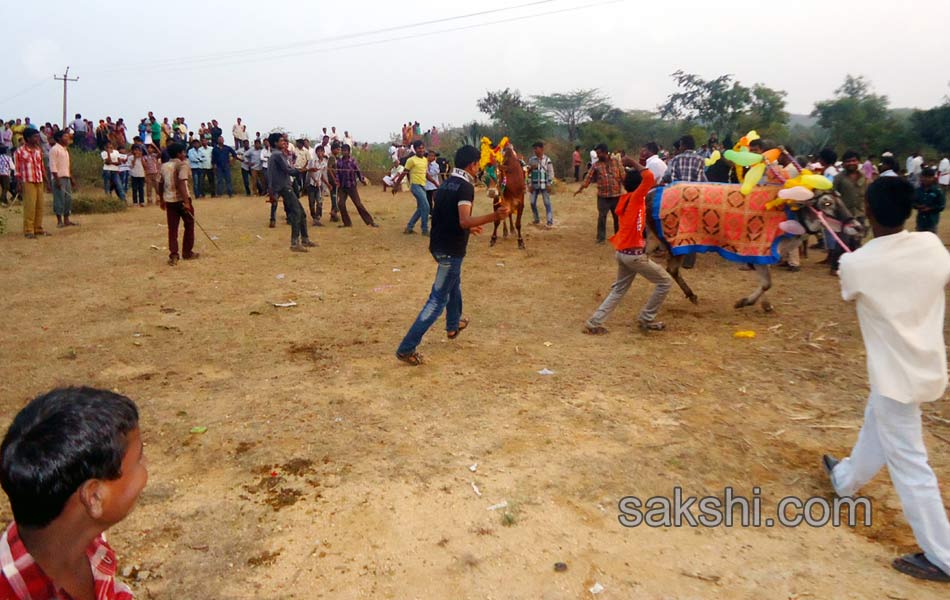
[638,320,666,331]
[290,245,309,253]
[301,240,317,248]
[821,454,839,480]
[183,253,200,260]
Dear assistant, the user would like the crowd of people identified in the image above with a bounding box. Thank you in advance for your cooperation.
[3,106,950,594]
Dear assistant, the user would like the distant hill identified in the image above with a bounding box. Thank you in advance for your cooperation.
[788,114,817,128]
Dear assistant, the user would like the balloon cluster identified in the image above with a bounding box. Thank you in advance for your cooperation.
[479,136,509,171]
[721,130,783,195]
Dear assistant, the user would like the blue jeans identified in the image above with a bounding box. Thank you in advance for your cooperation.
[406,183,430,233]
[397,253,464,355]
[530,188,553,224]
[102,170,125,200]
[215,165,233,196]
[192,168,204,198]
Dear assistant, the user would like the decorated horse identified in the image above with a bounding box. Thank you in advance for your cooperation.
[644,183,858,312]
[480,137,526,249]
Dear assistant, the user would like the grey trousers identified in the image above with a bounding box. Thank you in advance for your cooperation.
[52,178,72,216]
[587,251,673,326]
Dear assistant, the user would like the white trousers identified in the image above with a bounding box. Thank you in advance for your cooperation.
[831,390,950,573]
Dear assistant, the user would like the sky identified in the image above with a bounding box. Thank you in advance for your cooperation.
[2,0,948,143]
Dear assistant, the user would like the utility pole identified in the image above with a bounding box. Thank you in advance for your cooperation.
[53,67,79,129]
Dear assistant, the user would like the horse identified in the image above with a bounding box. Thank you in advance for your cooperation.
[644,183,858,312]
[489,144,526,250]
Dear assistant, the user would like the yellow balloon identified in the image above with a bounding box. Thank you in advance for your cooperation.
[762,148,781,163]
[741,163,766,195]
[801,174,833,190]
[704,150,721,167]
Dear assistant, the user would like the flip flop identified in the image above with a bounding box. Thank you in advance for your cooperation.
[396,351,423,366]
[893,553,950,582]
[447,318,469,339]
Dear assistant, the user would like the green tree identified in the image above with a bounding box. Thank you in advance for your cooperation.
[659,71,752,138]
[911,103,950,154]
[533,89,609,141]
[477,89,550,147]
[811,75,894,154]
[738,84,789,140]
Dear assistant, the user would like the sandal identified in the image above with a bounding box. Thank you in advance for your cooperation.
[447,318,469,339]
[583,324,608,335]
[396,351,423,366]
[892,553,950,582]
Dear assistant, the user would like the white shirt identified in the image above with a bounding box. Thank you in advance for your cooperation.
[839,230,950,404]
[938,157,950,186]
[260,147,271,168]
[590,150,598,165]
[823,166,839,180]
[101,150,120,172]
[880,169,898,177]
[233,123,247,141]
[645,155,667,181]
[907,155,923,176]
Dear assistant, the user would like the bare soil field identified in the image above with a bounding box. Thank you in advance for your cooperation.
[1,184,949,599]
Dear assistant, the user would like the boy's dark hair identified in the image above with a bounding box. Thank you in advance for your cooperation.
[594,143,609,153]
[679,135,696,150]
[267,132,282,146]
[330,141,341,149]
[867,177,913,228]
[22,128,39,142]
[623,168,643,192]
[454,145,480,170]
[411,140,424,150]
[645,141,660,155]
[841,150,860,161]
[341,144,351,152]
[532,141,544,149]
[819,148,837,165]
[0,387,139,528]
[574,145,580,151]
[167,142,186,158]
[880,155,899,172]
[52,130,65,143]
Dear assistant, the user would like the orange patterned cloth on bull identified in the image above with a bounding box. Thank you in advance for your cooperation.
[652,182,793,265]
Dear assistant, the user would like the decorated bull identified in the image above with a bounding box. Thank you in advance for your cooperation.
[644,182,859,312]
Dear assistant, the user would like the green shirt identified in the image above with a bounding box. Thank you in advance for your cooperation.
[833,172,867,218]
[915,185,946,232]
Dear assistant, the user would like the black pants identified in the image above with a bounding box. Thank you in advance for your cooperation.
[277,188,309,245]
[241,169,251,195]
[131,176,145,205]
[204,169,215,196]
[596,196,619,242]
[574,165,580,181]
[426,189,436,212]
[307,184,323,221]
[338,186,374,226]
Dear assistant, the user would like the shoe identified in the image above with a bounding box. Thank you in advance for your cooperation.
[421,231,429,237]
[290,245,309,253]
[786,265,801,272]
[269,220,276,228]
[596,239,606,245]
[370,223,380,228]
[403,229,416,235]
[301,240,317,248]
[330,215,340,222]
[56,222,64,228]
[532,220,540,225]
[313,221,323,227]
[638,320,666,331]
[821,454,839,481]
[168,256,179,266]
[892,552,950,582]
[183,253,200,260]
[24,233,36,239]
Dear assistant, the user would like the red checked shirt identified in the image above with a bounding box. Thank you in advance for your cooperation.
[0,523,133,600]
[13,146,44,184]
[582,157,625,198]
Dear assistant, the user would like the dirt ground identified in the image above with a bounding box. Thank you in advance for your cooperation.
[1,183,949,600]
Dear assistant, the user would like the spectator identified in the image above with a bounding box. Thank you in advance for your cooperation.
[641,141,667,182]
[914,167,945,234]
[14,128,50,238]
[211,136,237,197]
[527,141,556,227]
[575,143,626,244]
[572,145,582,181]
[100,141,125,201]
[232,117,247,149]
[266,132,314,252]
[50,130,77,227]
[158,142,199,265]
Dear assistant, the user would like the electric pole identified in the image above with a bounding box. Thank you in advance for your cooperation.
[53,67,79,129]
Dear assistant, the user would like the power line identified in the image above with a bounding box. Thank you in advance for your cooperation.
[0,80,50,107]
[113,0,623,77]
[95,0,555,75]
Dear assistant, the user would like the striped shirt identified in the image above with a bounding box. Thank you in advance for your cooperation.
[662,150,708,184]
[13,146,44,184]
[582,158,625,198]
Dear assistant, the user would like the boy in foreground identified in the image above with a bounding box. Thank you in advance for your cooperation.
[396,145,508,365]
[823,177,950,582]
[158,143,199,265]
[0,387,147,598]
[584,165,672,334]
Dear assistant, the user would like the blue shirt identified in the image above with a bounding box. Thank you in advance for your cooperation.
[211,144,236,170]
[187,147,205,169]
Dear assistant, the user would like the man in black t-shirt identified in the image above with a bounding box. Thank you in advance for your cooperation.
[396,145,509,365]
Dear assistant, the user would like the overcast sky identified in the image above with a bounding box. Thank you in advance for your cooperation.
[3,0,948,143]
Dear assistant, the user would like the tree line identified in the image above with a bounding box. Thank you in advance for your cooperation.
[434,73,950,178]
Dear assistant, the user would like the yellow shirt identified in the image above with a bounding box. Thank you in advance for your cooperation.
[405,155,428,186]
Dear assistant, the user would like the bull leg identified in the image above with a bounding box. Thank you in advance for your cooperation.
[503,213,511,238]
[490,216,500,247]
[666,254,698,304]
[735,265,773,310]
[516,205,525,249]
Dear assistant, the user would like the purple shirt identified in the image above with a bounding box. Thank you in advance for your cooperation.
[335,156,363,188]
